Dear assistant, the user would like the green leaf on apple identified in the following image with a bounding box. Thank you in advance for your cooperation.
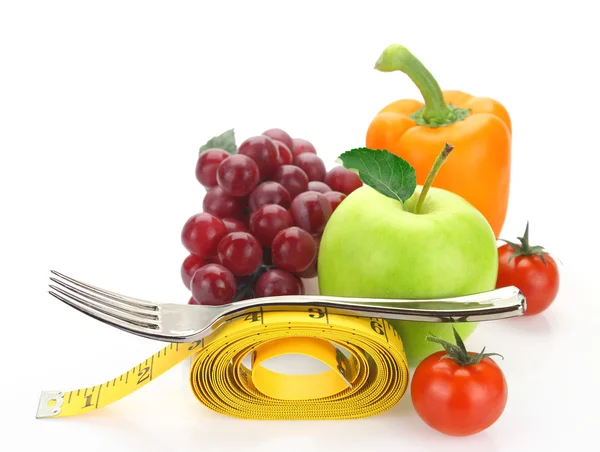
[199,128,237,155]
[337,148,417,204]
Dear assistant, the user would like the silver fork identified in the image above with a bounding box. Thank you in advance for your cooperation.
[47,270,526,343]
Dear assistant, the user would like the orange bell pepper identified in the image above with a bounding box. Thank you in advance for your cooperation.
[366,44,511,238]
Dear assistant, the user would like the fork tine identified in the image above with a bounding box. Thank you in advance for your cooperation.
[48,290,159,338]
[50,270,158,311]
[49,284,160,330]
[49,277,158,319]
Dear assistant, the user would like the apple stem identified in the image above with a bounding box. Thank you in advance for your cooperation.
[414,143,454,214]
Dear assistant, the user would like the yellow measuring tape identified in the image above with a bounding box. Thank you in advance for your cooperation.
[36,306,409,420]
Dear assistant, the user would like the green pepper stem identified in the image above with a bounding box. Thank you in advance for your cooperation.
[374,44,469,127]
[414,143,454,214]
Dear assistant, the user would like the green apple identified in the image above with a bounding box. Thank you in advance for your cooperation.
[317,183,498,367]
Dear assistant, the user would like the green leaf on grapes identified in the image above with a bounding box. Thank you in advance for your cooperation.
[199,129,237,155]
[337,148,417,204]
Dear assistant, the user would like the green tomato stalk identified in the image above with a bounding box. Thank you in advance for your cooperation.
[500,221,549,266]
[426,326,504,366]
[414,143,454,214]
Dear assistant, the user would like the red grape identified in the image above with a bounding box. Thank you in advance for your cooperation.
[262,128,294,152]
[271,227,317,273]
[292,138,316,156]
[181,254,205,289]
[181,213,227,258]
[295,236,320,278]
[217,232,263,276]
[308,181,331,194]
[296,256,318,279]
[271,165,309,199]
[323,191,346,212]
[188,296,198,305]
[254,269,303,297]
[221,217,249,234]
[195,148,229,188]
[206,255,222,265]
[248,181,292,212]
[249,204,294,247]
[217,154,260,197]
[324,166,363,195]
[289,191,332,235]
[203,186,246,219]
[238,135,280,180]
[190,264,236,305]
[294,153,326,181]
[273,141,293,166]
[312,235,322,247]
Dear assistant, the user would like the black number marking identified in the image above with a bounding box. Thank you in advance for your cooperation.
[188,340,202,351]
[308,308,325,319]
[244,311,260,323]
[370,320,385,335]
[82,393,93,408]
[137,366,150,385]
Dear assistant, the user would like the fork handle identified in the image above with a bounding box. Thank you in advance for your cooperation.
[218,286,526,323]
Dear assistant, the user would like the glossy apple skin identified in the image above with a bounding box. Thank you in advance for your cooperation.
[317,185,498,367]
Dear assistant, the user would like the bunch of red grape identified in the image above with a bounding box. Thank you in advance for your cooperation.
[180,128,363,306]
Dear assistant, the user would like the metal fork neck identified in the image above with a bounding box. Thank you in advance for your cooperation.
[211,286,526,325]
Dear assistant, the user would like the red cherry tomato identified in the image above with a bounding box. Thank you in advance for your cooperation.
[496,222,560,315]
[411,329,508,436]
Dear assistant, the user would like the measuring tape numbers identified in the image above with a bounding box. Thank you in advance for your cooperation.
[36,306,409,420]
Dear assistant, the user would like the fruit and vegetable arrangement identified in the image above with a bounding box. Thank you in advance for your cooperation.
[179,43,561,436]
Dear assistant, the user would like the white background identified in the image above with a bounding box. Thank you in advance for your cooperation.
[2,1,599,451]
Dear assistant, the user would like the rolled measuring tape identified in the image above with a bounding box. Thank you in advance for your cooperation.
[36,306,409,420]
